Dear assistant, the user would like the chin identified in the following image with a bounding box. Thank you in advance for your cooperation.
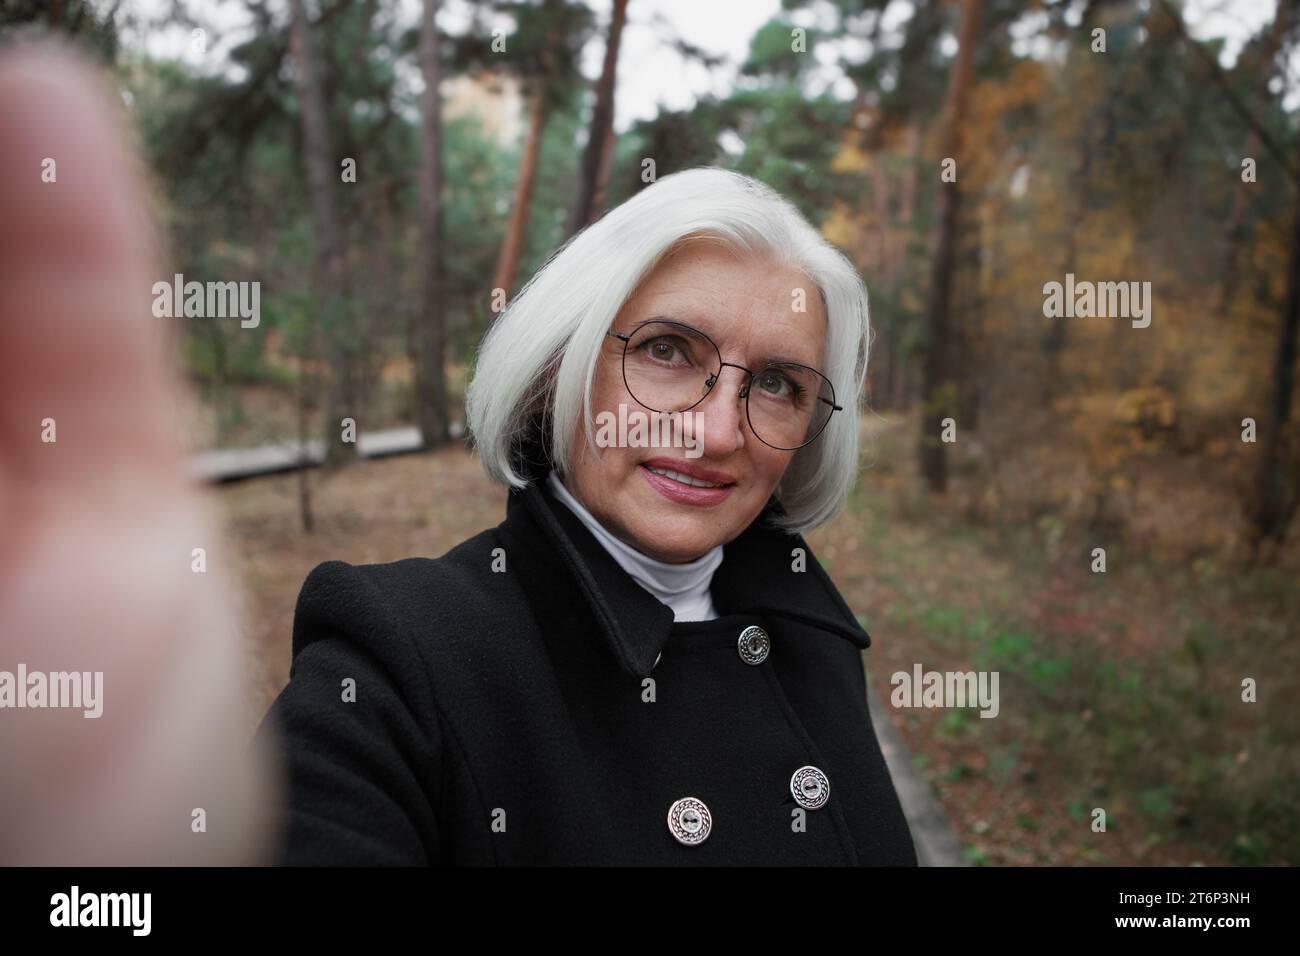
[647,538,718,564]
[626,512,729,562]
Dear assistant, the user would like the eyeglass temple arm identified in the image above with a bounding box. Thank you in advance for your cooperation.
[606,331,630,342]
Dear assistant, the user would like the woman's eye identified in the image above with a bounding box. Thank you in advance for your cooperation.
[645,337,688,363]
[755,370,807,404]
[757,372,790,396]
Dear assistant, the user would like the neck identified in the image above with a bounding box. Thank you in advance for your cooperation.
[545,471,722,621]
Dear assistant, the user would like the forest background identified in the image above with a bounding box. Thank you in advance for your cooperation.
[5,0,1298,865]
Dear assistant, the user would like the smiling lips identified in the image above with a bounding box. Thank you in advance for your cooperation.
[639,457,736,506]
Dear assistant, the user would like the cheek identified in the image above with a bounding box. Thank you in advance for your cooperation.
[576,363,636,480]
[749,447,793,493]
[590,357,627,414]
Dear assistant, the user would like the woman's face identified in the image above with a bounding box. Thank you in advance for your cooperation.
[563,241,828,563]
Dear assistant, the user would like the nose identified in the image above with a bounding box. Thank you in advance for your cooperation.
[693,364,748,456]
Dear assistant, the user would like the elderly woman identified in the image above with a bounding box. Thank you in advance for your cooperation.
[256,167,917,865]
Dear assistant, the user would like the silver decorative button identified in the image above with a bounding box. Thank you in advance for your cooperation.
[667,797,712,846]
[737,625,770,665]
[790,766,830,810]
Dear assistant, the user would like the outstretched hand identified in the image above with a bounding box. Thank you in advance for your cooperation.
[0,43,277,864]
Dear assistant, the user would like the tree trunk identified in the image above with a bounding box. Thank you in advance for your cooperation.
[568,0,628,236]
[416,0,450,447]
[492,87,550,303]
[1250,132,1300,552]
[295,355,315,534]
[893,125,920,409]
[957,199,986,432]
[589,116,618,223]
[288,0,352,465]
[868,149,894,409]
[1216,2,1292,316]
[918,0,980,493]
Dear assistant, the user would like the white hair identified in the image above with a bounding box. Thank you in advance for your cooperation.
[465,166,869,536]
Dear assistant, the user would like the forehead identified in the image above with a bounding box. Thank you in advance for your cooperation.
[619,241,827,365]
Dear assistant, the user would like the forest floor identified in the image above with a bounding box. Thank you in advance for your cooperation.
[217,413,1300,866]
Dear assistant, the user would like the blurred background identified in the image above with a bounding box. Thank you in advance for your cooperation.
[4,0,1298,865]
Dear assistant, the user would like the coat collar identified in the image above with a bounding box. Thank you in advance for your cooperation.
[503,450,871,680]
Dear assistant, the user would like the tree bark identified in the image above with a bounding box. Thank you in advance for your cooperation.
[893,124,921,408]
[416,0,450,447]
[918,0,981,493]
[492,85,550,302]
[568,0,628,236]
[288,0,352,466]
[868,149,894,409]
[1250,132,1300,552]
[589,114,618,223]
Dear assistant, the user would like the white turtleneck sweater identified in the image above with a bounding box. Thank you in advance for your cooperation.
[545,471,722,622]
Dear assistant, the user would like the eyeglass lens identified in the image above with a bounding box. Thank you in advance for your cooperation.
[620,320,835,450]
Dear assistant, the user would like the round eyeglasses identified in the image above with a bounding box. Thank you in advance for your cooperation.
[605,319,843,451]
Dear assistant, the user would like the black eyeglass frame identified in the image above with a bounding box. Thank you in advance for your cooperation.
[605,318,844,451]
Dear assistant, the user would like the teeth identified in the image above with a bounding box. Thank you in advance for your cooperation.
[646,465,724,488]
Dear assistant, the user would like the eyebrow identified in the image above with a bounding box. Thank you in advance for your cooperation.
[641,314,820,369]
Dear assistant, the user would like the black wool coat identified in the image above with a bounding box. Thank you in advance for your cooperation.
[254,458,918,866]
